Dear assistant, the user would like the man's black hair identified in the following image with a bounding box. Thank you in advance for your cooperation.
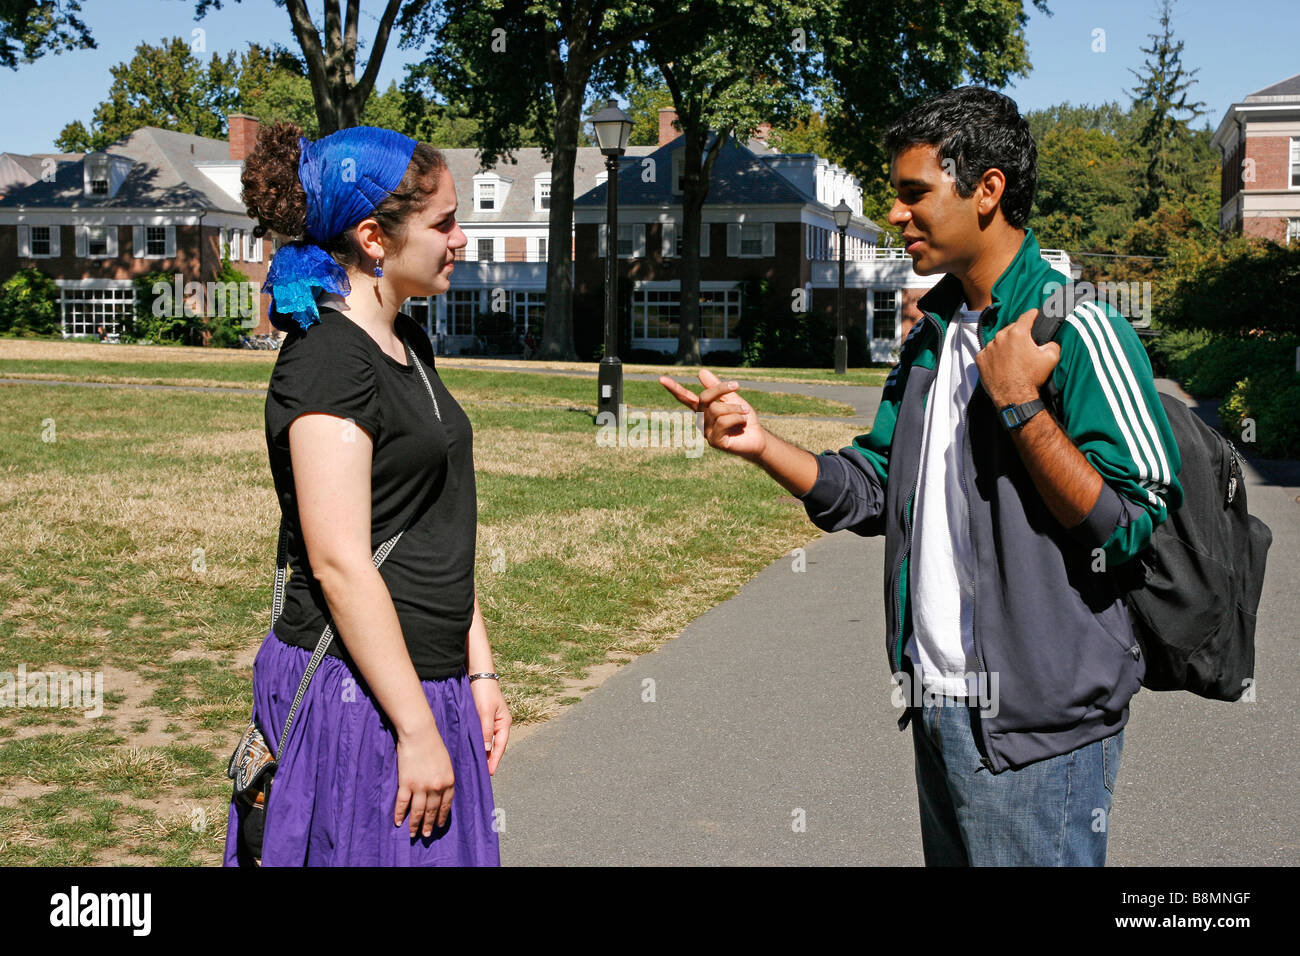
[882,86,1037,229]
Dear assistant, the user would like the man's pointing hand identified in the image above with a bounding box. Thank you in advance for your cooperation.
[660,368,767,460]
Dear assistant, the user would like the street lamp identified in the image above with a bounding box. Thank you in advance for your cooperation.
[833,199,852,375]
[590,99,633,424]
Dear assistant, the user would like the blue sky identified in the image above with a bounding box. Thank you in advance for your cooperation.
[2,0,1296,154]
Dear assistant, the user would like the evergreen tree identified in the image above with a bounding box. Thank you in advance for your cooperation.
[1128,0,1206,218]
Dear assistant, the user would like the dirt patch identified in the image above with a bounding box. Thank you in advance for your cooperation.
[0,779,58,806]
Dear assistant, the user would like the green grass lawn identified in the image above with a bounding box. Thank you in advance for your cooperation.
[0,340,870,864]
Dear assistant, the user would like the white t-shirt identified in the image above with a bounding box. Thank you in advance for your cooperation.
[903,306,984,698]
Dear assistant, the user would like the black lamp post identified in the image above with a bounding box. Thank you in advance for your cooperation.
[590,99,633,423]
[833,199,852,375]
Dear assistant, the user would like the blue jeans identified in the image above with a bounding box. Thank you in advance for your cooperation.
[910,695,1123,866]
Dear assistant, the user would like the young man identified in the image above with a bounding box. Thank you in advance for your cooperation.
[661,86,1183,865]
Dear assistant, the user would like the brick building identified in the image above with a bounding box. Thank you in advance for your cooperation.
[1,110,1075,357]
[0,113,271,340]
[1211,72,1300,244]
[571,109,1074,362]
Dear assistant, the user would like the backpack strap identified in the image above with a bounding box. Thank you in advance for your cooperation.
[1030,281,1096,418]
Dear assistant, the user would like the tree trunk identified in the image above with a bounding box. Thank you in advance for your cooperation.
[676,125,727,365]
[677,173,705,365]
[537,66,589,361]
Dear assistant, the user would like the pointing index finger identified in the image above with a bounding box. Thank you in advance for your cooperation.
[658,375,700,411]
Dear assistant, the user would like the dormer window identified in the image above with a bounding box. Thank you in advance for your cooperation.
[672,151,684,195]
[472,171,512,213]
[535,177,551,211]
[84,154,111,198]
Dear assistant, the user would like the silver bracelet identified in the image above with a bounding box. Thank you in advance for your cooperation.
[468,672,499,682]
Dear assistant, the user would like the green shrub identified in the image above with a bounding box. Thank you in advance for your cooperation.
[202,258,256,348]
[1158,239,1300,337]
[1220,365,1300,459]
[1148,329,1300,398]
[0,267,60,336]
[131,271,191,343]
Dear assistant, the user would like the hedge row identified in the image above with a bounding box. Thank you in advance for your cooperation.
[1149,328,1300,458]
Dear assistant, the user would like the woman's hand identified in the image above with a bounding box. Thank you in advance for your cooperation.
[394,714,455,837]
[660,368,767,460]
[470,677,511,775]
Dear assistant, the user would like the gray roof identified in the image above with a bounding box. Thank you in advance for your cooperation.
[0,126,244,212]
[1245,72,1300,101]
[441,144,658,222]
[574,132,814,207]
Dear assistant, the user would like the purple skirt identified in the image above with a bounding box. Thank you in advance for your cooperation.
[223,629,500,867]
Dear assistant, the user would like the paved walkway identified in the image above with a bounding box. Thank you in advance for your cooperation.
[489,377,1300,865]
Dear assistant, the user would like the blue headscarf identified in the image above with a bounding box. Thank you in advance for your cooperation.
[262,126,419,333]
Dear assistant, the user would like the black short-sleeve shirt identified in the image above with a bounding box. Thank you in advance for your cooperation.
[265,305,476,679]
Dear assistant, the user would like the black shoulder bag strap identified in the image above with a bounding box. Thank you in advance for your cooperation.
[269,339,443,759]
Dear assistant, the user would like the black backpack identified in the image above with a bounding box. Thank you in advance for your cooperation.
[1032,289,1272,702]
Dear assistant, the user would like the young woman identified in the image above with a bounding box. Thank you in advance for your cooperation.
[223,121,509,866]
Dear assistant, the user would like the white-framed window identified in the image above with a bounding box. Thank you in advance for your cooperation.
[513,290,545,334]
[631,287,740,339]
[698,288,741,338]
[633,288,679,339]
[242,231,262,262]
[146,226,166,256]
[30,225,54,257]
[598,223,645,258]
[537,236,547,261]
[727,221,774,258]
[535,177,551,211]
[1287,218,1300,246]
[132,224,175,259]
[476,181,496,212]
[76,224,117,258]
[1291,138,1300,189]
[85,156,110,197]
[447,290,480,335]
[477,238,494,262]
[661,220,710,258]
[59,285,134,337]
[87,226,109,256]
[872,290,898,341]
[227,228,243,261]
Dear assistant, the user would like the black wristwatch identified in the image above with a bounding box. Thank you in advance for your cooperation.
[999,398,1045,430]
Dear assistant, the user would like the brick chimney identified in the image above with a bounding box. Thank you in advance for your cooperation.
[658,108,681,147]
[228,113,261,162]
[754,121,772,144]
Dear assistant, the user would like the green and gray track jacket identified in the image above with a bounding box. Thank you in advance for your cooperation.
[799,228,1184,772]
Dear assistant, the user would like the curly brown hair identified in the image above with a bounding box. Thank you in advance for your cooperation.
[239,120,448,273]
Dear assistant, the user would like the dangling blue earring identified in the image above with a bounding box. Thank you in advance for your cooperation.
[373,257,383,278]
